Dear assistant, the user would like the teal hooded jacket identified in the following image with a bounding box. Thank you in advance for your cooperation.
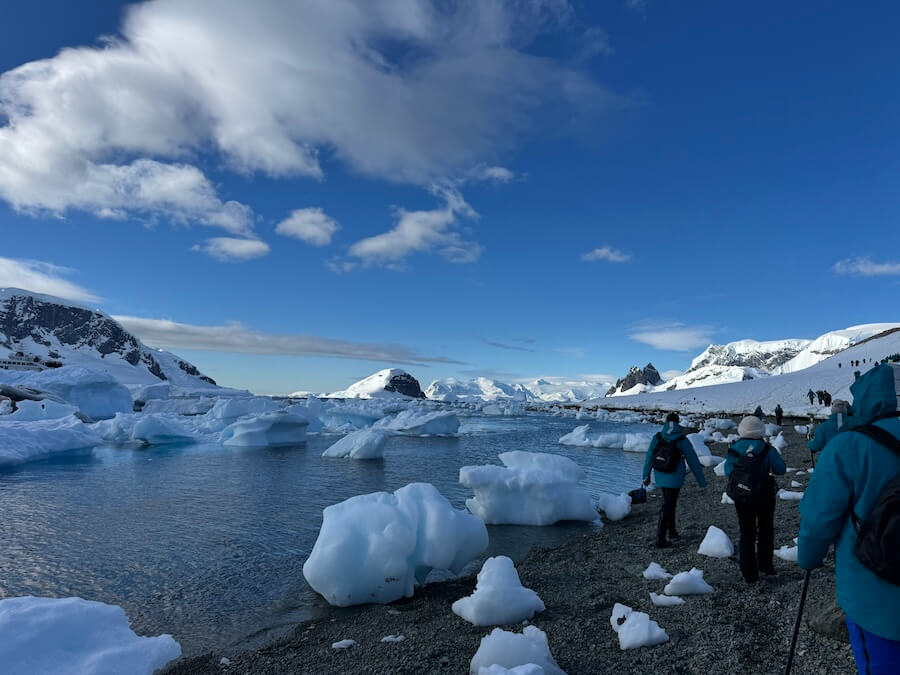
[807,412,852,453]
[798,363,900,641]
[723,438,786,479]
[642,422,707,489]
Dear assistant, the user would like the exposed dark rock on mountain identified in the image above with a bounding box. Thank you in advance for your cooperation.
[606,363,663,396]
[384,372,425,398]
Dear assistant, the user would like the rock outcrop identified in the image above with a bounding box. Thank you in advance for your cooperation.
[383,372,425,399]
[606,363,663,397]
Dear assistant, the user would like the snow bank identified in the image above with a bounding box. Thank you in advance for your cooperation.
[650,593,684,607]
[221,411,308,448]
[451,556,544,626]
[595,493,632,521]
[0,596,180,675]
[460,452,597,526]
[469,626,565,675]
[609,603,668,650]
[322,427,391,459]
[557,426,652,453]
[375,409,459,435]
[0,416,101,466]
[303,483,488,606]
[4,367,132,419]
[697,526,734,558]
[642,562,672,580]
[664,568,714,595]
[777,490,804,501]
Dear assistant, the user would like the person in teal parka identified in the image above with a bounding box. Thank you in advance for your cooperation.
[753,405,764,419]
[723,415,786,582]
[798,364,900,673]
[807,399,852,454]
[642,412,707,548]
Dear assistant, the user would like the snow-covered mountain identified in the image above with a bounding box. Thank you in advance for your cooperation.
[774,324,900,374]
[0,288,216,387]
[688,339,810,372]
[520,377,615,403]
[324,368,425,399]
[605,363,664,397]
[425,377,535,402]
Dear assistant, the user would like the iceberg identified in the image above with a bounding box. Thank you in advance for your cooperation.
[322,427,391,459]
[375,408,459,435]
[451,556,545,626]
[557,426,653,453]
[93,413,199,445]
[303,483,488,606]
[221,411,308,448]
[7,398,79,421]
[0,366,132,419]
[0,416,101,466]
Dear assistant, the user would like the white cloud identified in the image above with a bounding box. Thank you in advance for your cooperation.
[347,186,481,266]
[582,246,631,263]
[478,166,516,183]
[0,0,615,244]
[661,369,684,381]
[114,315,462,365]
[629,322,714,351]
[192,237,270,262]
[0,257,100,303]
[833,257,900,277]
[275,208,339,246]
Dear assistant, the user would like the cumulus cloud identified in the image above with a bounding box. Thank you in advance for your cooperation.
[832,257,900,277]
[192,237,271,262]
[347,186,481,266]
[478,166,516,183]
[114,315,462,365]
[582,246,631,263]
[629,322,714,351]
[0,0,616,252]
[275,208,339,246]
[0,257,101,303]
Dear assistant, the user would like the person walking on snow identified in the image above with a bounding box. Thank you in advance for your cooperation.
[642,412,707,549]
[753,405,764,419]
[808,399,852,455]
[798,364,900,674]
[724,416,786,583]
[808,389,816,405]
[774,404,784,426]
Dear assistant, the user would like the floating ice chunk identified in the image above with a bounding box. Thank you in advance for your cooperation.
[375,409,459,435]
[8,399,79,421]
[595,493,632,521]
[699,455,724,467]
[4,366,133,419]
[697,526,734,558]
[609,603,669,650]
[557,425,599,447]
[469,626,565,675]
[332,639,355,649]
[721,492,735,505]
[221,411,308,448]
[303,483,488,607]
[557,427,652,453]
[790,480,802,488]
[777,490,804,501]
[642,562,672,580]
[460,452,597,526]
[478,665,545,675]
[0,596,180,675]
[141,397,216,416]
[650,593,684,607]
[322,428,391,459]
[452,556,544,626]
[664,568,714,595]
[775,545,798,562]
[381,634,405,643]
[0,416,101,466]
[207,396,282,422]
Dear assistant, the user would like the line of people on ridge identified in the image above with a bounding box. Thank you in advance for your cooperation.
[640,363,900,674]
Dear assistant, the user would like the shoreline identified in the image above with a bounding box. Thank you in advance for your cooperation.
[164,421,854,675]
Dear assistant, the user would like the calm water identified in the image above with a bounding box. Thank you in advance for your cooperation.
[0,413,652,655]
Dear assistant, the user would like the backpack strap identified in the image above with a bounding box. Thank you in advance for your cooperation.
[847,424,900,533]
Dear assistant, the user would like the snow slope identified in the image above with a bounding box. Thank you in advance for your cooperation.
[326,368,424,399]
[774,324,900,373]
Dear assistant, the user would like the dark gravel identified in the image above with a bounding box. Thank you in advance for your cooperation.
[162,419,854,675]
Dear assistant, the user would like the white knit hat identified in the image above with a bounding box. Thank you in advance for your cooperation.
[738,415,765,440]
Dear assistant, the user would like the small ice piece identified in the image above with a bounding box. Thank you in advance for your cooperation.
[721,492,735,505]
[642,562,672,580]
[807,468,814,473]
[698,455,724,467]
[765,423,781,436]
[770,432,787,451]
[714,460,727,477]
[322,427,391,459]
[785,466,799,473]
[664,568,715,596]
[332,639,355,649]
[609,603,669,650]
[220,657,232,666]
[794,425,810,435]
[697,526,734,558]
[375,409,459,436]
[387,609,401,615]
[595,493,632,521]
[381,635,405,642]
[452,556,544,626]
[650,592,685,607]
[469,626,565,675]
[0,596,181,675]
[790,480,802,488]
[778,490,804,501]
[775,545,798,562]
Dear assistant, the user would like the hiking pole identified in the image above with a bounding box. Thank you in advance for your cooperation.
[785,569,812,675]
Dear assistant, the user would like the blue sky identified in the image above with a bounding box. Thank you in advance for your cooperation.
[1,0,898,394]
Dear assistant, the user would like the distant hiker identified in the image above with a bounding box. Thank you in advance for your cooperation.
[774,404,783,426]
[855,370,862,380]
[642,412,708,549]
[807,389,815,405]
[808,400,852,455]
[816,390,824,405]
[724,416,786,583]
[753,405,764,420]
[798,364,900,673]
[823,391,832,407]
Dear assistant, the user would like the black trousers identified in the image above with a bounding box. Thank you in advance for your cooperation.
[656,487,680,544]
[734,487,776,582]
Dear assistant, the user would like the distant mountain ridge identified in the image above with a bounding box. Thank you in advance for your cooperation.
[605,363,663,397]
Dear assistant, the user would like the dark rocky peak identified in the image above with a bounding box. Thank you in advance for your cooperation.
[606,362,663,396]
[384,372,425,398]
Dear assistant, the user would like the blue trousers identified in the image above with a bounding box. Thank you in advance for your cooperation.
[846,617,900,674]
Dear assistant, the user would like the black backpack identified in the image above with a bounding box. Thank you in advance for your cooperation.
[726,442,772,504]
[651,433,684,473]
[848,423,900,586]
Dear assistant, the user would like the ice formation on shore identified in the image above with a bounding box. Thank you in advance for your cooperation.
[469,626,565,675]
[452,556,544,626]
[221,411,308,448]
[663,568,714,595]
[303,483,488,606]
[697,526,734,558]
[0,416,101,466]
[557,426,652,453]
[609,603,669,650]
[650,592,684,607]
[0,596,181,675]
[595,492,632,521]
[322,427,392,459]
[460,452,597,526]
[642,562,672,580]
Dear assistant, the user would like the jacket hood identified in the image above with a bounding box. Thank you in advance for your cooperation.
[849,363,900,425]
[659,421,685,441]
